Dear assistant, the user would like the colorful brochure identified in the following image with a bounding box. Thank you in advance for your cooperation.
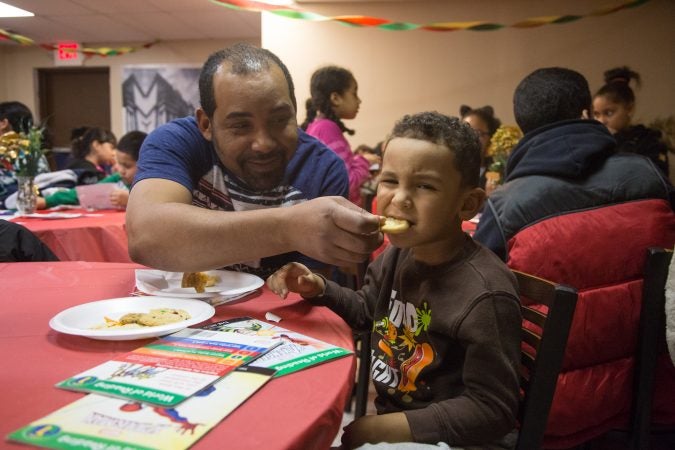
[203,317,353,377]
[56,327,280,407]
[8,366,275,450]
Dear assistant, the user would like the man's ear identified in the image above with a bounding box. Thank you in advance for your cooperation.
[581,109,590,120]
[459,187,486,221]
[196,108,212,141]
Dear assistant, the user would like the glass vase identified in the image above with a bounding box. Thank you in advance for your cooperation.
[16,175,37,215]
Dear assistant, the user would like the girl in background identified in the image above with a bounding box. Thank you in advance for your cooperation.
[67,126,117,183]
[593,66,669,176]
[37,130,146,209]
[301,66,380,207]
[460,105,501,190]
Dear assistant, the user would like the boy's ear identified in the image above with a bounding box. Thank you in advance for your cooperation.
[196,108,212,141]
[459,187,486,221]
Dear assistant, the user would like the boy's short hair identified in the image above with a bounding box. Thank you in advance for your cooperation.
[387,111,481,188]
[117,130,147,162]
[514,67,591,134]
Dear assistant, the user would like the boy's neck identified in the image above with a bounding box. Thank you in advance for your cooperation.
[411,228,467,266]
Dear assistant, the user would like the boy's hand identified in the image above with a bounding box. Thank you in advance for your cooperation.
[110,189,130,207]
[266,262,325,300]
[341,412,412,449]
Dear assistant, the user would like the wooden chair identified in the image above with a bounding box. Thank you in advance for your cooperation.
[513,270,578,450]
[348,259,371,419]
[629,247,673,450]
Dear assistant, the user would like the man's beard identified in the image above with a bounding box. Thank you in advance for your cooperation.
[238,149,288,191]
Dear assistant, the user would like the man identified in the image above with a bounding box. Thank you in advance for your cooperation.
[474,68,675,447]
[126,43,381,278]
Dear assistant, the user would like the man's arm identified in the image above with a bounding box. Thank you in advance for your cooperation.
[126,178,382,271]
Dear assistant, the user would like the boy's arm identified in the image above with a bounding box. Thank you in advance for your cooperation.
[309,253,388,332]
[341,412,412,449]
[44,188,78,208]
[404,293,522,446]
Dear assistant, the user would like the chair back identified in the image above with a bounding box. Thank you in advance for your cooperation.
[630,247,673,450]
[514,270,578,450]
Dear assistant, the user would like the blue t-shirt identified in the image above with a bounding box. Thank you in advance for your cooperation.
[135,116,349,277]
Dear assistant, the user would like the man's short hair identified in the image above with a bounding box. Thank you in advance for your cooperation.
[514,67,591,134]
[198,43,297,118]
[387,111,481,188]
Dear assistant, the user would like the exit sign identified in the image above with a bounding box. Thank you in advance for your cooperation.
[54,42,83,66]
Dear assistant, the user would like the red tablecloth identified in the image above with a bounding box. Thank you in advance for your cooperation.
[10,209,131,263]
[0,262,355,450]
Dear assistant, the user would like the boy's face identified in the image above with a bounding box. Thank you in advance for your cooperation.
[377,137,480,264]
[115,151,137,185]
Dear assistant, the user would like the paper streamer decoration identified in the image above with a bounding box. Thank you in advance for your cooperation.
[210,0,651,32]
[0,27,33,45]
[0,27,158,58]
[39,41,159,58]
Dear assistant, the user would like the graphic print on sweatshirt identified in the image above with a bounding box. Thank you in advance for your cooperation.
[370,289,435,403]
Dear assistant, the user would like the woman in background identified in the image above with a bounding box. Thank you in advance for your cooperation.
[593,66,669,176]
[460,105,501,189]
[301,66,379,207]
[67,126,117,184]
[37,130,146,209]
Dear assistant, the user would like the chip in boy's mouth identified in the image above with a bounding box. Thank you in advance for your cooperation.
[380,217,411,234]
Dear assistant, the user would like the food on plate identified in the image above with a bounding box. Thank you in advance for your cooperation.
[91,308,191,330]
[380,217,410,234]
[181,272,221,293]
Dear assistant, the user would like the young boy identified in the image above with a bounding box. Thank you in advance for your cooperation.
[267,112,522,449]
[36,130,146,209]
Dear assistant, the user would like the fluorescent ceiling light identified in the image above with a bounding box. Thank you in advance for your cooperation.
[0,2,33,18]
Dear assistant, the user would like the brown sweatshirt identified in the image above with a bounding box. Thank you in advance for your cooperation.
[312,236,522,448]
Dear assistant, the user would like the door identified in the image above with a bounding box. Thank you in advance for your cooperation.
[38,68,110,169]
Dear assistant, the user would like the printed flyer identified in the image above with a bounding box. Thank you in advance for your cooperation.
[8,366,275,450]
[56,327,280,407]
[203,317,352,377]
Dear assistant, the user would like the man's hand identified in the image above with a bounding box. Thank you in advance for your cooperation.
[288,196,382,267]
[341,412,413,449]
[266,262,324,299]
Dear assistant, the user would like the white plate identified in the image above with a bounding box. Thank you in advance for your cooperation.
[135,269,264,298]
[49,296,215,341]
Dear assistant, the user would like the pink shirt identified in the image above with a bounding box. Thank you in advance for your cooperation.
[306,118,371,206]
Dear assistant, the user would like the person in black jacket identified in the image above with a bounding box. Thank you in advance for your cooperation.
[593,66,669,176]
[0,221,59,262]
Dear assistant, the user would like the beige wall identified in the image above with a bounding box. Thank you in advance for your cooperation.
[264,0,675,148]
[1,0,673,149]
[0,38,258,139]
